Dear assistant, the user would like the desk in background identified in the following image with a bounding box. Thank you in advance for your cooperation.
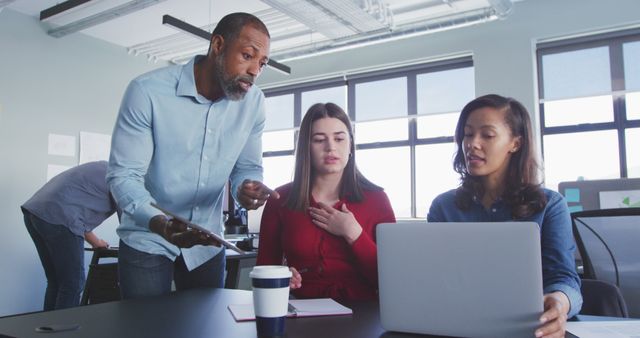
[224,250,257,289]
[81,247,258,305]
[0,288,605,338]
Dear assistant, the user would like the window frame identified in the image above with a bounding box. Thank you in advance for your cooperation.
[263,57,473,218]
[537,29,640,180]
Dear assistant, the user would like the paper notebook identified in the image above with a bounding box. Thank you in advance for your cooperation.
[228,298,352,322]
[566,320,640,338]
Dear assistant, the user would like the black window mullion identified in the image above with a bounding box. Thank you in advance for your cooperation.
[347,80,356,122]
[538,29,640,183]
[615,95,628,178]
[407,73,417,218]
[610,40,628,178]
[263,150,295,157]
[293,91,302,153]
[414,136,455,146]
[543,122,618,135]
[355,140,411,150]
[539,102,546,159]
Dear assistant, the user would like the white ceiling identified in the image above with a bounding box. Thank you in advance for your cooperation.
[6,0,518,65]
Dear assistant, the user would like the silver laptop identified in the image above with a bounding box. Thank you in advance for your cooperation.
[377,221,544,338]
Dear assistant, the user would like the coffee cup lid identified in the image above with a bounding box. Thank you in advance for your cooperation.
[250,265,292,279]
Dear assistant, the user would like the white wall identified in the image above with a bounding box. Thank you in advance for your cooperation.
[0,9,162,316]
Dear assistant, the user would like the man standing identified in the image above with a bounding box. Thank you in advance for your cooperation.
[22,161,116,310]
[107,12,278,299]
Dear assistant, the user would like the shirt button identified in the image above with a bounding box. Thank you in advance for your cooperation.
[195,206,199,211]
[200,182,205,187]
[492,208,497,212]
[203,155,208,161]
[207,129,212,134]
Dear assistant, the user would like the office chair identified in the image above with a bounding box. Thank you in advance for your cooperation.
[571,207,640,318]
[579,279,628,318]
[81,248,121,305]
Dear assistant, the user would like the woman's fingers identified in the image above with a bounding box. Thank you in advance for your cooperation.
[289,267,302,289]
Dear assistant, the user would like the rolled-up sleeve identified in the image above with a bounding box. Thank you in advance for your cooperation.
[107,80,159,228]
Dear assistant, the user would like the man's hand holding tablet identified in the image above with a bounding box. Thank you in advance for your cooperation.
[150,203,245,254]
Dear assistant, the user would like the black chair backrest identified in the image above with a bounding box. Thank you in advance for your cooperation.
[571,207,640,318]
[81,248,121,306]
[580,279,629,318]
[81,263,120,305]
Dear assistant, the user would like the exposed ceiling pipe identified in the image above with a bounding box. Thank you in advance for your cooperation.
[262,0,393,39]
[271,6,501,61]
[0,0,16,8]
[129,0,514,66]
[0,0,16,13]
[488,0,513,19]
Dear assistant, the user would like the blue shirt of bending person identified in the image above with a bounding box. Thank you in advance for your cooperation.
[427,188,583,318]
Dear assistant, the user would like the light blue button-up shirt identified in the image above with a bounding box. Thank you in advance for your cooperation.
[427,188,583,318]
[107,56,265,270]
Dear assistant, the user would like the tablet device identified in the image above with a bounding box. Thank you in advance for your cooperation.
[151,202,245,254]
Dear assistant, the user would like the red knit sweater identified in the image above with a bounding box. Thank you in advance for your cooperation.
[256,183,396,301]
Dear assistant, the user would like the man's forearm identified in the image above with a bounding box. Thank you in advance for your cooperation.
[84,231,101,247]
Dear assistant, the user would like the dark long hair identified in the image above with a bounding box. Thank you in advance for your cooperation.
[453,94,546,219]
[286,103,381,211]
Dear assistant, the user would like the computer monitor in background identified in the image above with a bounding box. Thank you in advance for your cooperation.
[558,178,640,213]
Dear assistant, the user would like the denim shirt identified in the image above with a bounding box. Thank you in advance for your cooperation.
[22,161,116,237]
[107,56,265,270]
[427,188,583,318]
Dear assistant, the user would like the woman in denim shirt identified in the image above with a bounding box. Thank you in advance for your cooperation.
[428,94,582,338]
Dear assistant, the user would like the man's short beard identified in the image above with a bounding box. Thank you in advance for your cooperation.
[214,53,249,101]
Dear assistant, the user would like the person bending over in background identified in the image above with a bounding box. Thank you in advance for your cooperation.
[427,94,582,338]
[257,102,396,301]
[22,161,117,310]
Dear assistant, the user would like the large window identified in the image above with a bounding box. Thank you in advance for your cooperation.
[260,58,475,218]
[537,30,640,191]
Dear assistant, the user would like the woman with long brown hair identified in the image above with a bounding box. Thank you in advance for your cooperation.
[257,102,395,301]
[427,94,582,338]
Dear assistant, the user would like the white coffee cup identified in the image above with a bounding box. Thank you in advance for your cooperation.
[249,265,292,337]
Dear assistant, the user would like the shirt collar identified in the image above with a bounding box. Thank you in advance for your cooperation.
[177,55,211,103]
[309,194,346,209]
[472,194,505,207]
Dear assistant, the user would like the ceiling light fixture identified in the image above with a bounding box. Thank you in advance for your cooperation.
[162,14,291,75]
[40,0,92,21]
[46,0,167,38]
